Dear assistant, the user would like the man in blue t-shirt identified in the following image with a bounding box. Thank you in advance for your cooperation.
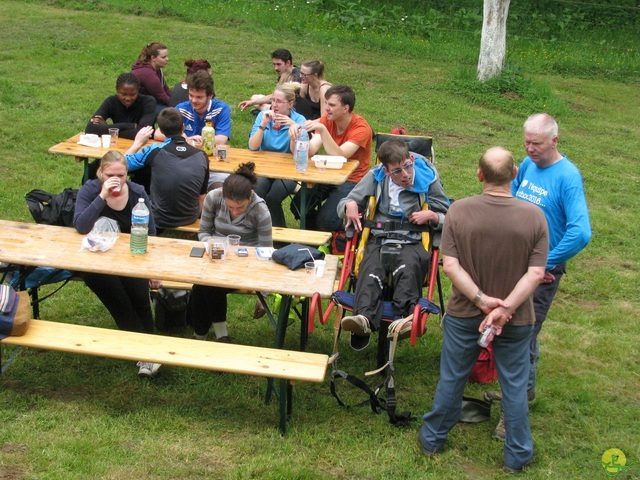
[154,70,231,188]
[487,113,592,440]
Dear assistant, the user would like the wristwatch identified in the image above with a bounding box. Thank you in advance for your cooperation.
[258,125,266,131]
[473,290,483,304]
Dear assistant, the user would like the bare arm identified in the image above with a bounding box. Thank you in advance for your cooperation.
[239,94,273,110]
[480,266,545,333]
[125,126,154,154]
[303,120,360,158]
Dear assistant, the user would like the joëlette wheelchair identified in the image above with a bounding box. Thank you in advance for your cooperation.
[308,131,444,362]
[307,194,442,364]
[305,132,445,425]
[306,193,442,426]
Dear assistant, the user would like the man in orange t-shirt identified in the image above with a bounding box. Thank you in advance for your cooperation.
[289,85,372,231]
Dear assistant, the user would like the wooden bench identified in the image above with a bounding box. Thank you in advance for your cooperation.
[169,221,331,247]
[0,319,328,434]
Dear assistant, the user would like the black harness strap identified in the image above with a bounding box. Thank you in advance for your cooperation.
[330,367,416,427]
[362,218,429,233]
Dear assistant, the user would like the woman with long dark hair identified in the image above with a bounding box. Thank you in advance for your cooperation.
[189,163,273,342]
[131,42,171,114]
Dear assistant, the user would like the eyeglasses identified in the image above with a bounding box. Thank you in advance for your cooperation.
[388,162,414,176]
[299,72,313,78]
[271,99,290,105]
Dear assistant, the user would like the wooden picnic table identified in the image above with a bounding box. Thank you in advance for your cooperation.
[0,220,338,349]
[49,134,359,229]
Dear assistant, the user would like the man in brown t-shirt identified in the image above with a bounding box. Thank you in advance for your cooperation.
[419,147,548,475]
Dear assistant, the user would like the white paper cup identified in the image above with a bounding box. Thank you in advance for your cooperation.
[314,260,326,277]
[101,134,111,148]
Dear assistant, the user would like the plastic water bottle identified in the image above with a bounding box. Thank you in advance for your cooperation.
[294,125,309,172]
[202,121,215,156]
[130,198,149,254]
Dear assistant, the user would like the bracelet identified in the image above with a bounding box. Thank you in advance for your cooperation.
[258,125,266,131]
[473,290,483,304]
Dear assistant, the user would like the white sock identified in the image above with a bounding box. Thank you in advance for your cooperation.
[213,322,228,339]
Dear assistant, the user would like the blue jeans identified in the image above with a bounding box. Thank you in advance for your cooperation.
[419,314,534,470]
[529,264,564,393]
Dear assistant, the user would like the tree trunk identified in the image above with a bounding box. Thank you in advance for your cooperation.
[477,0,511,82]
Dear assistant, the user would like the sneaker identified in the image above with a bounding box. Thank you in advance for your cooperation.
[216,335,233,343]
[341,314,372,336]
[493,410,506,441]
[527,389,536,402]
[421,447,443,458]
[387,318,412,341]
[342,315,372,351]
[484,390,503,402]
[192,333,207,340]
[484,389,536,403]
[137,362,161,378]
[503,461,531,474]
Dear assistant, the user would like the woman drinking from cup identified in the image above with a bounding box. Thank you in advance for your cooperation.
[249,82,306,228]
[85,73,156,140]
[73,151,162,378]
[131,42,171,115]
[190,162,273,342]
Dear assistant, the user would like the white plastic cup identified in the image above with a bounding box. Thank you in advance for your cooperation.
[101,134,111,148]
[226,234,240,255]
[216,144,228,162]
[304,261,315,282]
[314,260,326,277]
[108,128,119,146]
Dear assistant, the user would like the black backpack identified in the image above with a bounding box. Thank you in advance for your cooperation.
[25,188,78,227]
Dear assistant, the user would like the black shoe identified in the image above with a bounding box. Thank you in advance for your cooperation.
[503,461,531,474]
[421,447,442,458]
[216,335,233,343]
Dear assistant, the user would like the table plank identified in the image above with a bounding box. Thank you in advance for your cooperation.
[49,134,359,185]
[2,320,328,382]
[0,220,337,298]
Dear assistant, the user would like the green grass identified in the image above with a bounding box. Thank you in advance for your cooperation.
[1,0,639,478]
